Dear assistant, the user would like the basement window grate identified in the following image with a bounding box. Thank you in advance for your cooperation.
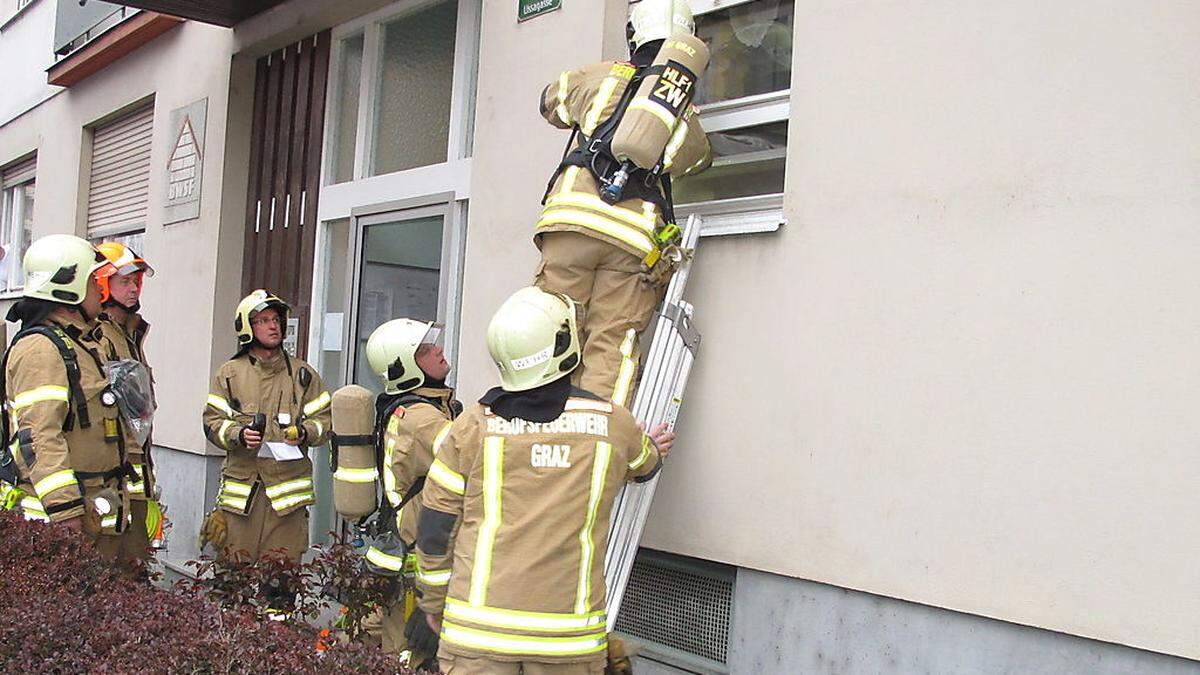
[614,549,734,665]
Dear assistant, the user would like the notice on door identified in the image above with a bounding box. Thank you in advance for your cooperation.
[519,0,560,22]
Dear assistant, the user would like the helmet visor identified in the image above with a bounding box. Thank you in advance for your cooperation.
[421,323,444,346]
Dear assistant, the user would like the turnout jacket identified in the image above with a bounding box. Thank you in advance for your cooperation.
[96,311,154,501]
[538,60,712,265]
[5,311,134,532]
[416,390,662,662]
[382,386,457,548]
[202,349,331,516]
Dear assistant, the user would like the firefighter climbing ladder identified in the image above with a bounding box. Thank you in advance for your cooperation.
[604,214,704,631]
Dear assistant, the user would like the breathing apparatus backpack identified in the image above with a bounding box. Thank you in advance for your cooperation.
[543,33,710,248]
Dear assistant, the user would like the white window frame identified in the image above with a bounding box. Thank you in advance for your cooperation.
[0,176,34,295]
[632,0,792,237]
[309,0,478,386]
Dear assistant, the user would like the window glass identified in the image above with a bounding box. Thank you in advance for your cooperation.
[370,1,458,176]
[331,34,364,184]
[674,121,787,204]
[353,215,443,390]
[695,0,795,105]
[1,181,34,292]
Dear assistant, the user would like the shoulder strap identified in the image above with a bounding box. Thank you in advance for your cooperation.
[4,326,91,433]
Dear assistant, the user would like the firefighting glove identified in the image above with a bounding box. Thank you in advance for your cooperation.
[605,635,635,675]
[404,607,440,656]
[283,424,305,443]
[199,509,228,550]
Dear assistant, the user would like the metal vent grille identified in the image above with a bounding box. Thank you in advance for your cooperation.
[615,551,734,665]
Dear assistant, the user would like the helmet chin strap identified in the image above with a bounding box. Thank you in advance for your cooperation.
[103,298,141,313]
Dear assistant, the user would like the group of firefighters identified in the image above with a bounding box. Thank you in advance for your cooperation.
[0,1,710,673]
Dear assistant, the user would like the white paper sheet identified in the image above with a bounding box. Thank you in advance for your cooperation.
[264,441,304,461]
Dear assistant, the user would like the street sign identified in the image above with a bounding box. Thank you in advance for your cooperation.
[519,0,561,22]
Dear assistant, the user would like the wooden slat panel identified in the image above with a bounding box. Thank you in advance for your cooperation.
[241,55,270,294]
[2,155,37,186]
[254,48,284,290]
[296,30,331,358]
[281,37,312,306]
[88,103,154,234]
[268,43,299,296]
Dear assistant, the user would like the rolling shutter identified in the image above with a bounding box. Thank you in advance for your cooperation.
[2,155,37,187]
[87,103,154,235]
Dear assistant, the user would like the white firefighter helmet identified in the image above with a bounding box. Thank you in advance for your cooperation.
[365,318,443,395]
[22,234,115,306]
[234,289,291,346]
[486,287,580,392]
[629,0,696,51]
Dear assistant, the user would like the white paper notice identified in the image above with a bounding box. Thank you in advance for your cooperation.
[323,313,344,351]
[265,442,304,461]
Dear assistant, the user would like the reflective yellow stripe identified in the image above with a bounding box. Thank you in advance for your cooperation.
[562,166,580,192]
[441,622,607,657]
[34,470,78,499]
[366,546,405,571]
[310,420,325,437]
[12,385,69,410]
[270,492,314,511]
[661,115,691,170]
[446,599,605,634]
[221,480,254,497]
[576,441,612,614]
[629,434,654,471]
[416,561,451,586]
[428,459,465,495]
[217,420,235,447]
[303,391,331,416]
[432,422,453,456]
[20,496,49,522]
[627,98,676,130]
[219,495,249,510]
[582,76,621,136]
[610,329,638,407]
[538,209,655,255]
[334,466,379,483]
[100,515,118,529]
[265,478,313,498]
[382,436,398,501]
[128,481,146,494]
[469,437,504,606]
[545,191,658,233]
[207,394,234,417]
[555,71,571,125]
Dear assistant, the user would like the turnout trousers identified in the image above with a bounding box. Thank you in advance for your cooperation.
[221,486,308,561]
[534,231,667,406]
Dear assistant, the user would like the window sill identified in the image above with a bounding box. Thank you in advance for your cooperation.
[678,193,786,237]
[0,0,40,33]
[0,289,24,301]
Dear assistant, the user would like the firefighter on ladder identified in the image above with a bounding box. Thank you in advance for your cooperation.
[413,287,675,675]
[535,0,711,407]
[355,318,460,670]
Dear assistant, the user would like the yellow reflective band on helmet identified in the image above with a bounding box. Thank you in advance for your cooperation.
[545,191,657,234]
[206,394,234,417]
[629,434,654,471]
[303,391,332,416]
[270,492,315,512]
[334,466,379,483]
[583,75,622,136]
[537,209,656,256]
[446,599,605,634]
[12,385,70,410]
[610,329,638,407]
[416,560,451,586]
[34,469,78,499]
[366,546,406,571]
[627,98,676,131]
[441,622,607,657]
[265,478,313,498]
[217,420,235,446]
[555,71,572,125]
[469,436,505,607]
[432,422,453,456]
[428,459,466,495]
[20,496,49,522]
[661,116,691,170]
[221,480,254,497]
[576,441,612,614]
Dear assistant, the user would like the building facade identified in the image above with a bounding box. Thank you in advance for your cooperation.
[0,0,1197,672]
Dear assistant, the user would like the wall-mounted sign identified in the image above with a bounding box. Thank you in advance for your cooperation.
[163,98,207,225]
[519,0,561,22]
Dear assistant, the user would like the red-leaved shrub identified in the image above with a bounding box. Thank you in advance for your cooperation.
[0,511,410,674]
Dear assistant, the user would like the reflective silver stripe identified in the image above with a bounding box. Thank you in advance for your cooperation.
[629,435,654,471]
[537,209,656,255]
[34,470,78,498]
[219,495,249,510]
[610,329,638,407]
[432,422,453,456]
[217,419,235,446]
[445,599,605,634]
[265,478,313,498]
[303,391,331,416]
[555,71,571,125]
[545,191,658,233]
[365,546,405,571]
[270,492,314,511]
[416,562,451,586]
[206,394,234,417]
[222,480,254,497]
[441,622,607,657]
[12,385,70,410]
[564,399,613,413]
[334,466,379,483]
[20,496,49,522]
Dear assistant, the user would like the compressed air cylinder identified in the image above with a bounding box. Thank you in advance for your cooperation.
[611,33,710,170]
[331,384,378,519]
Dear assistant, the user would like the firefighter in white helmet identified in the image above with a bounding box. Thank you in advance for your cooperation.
[358,318,460,669]
[413,287,676,675]
[199,290,332,568]
[0,235,146,563]
[534,0,711,407]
